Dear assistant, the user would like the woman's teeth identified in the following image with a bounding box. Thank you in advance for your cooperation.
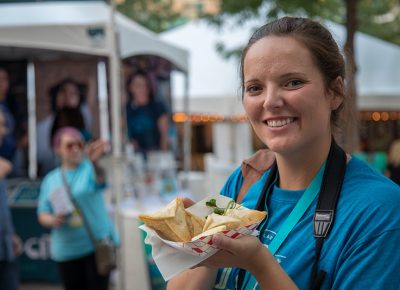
[267,118,294,127]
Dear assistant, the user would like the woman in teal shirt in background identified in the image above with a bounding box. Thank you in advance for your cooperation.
[37,127,119,290]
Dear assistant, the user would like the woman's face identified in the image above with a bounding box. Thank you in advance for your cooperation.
[242,36,342,157]
[57,133,84,166]
[56,82,80,109]
[129,75,150,105]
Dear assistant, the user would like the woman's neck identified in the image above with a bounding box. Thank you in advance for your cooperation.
[133,97,150,107]
[61,162,79,170]
[275,136,332,190]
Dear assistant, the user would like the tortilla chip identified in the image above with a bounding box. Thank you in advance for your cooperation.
[139,217,182,242]
[191,225,228,241]
[185,211,206,237]
[226,208,266,227]
[203,213,241,232]
[164,199,192,242]
[139,198,192,242]
[140,197,178,220]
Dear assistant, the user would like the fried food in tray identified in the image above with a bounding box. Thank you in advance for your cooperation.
[139,198,266,242]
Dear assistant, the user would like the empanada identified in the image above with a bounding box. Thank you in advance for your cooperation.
[139,198,194,242]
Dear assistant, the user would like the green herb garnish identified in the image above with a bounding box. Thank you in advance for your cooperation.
[206,198,240,215]
[206,199,217,207]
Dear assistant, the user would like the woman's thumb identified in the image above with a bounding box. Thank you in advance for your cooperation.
[212,234,238,255]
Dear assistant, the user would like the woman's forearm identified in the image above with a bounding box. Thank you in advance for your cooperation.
[250,246,299,290]
[167,266,217,290]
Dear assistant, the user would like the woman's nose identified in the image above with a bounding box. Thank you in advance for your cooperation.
[262,86,284,110]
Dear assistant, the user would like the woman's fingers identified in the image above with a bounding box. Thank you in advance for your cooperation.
[53,215,64,228]
[87,139,108,161]
[182,198,195,208]
[212,234,239,255]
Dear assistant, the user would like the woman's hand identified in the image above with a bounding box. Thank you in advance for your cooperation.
[203,234,298,290]
[182,197,195,208]
[86,139,108,163]
[38,213,65,229]
[201,234,269,273]
[52,214,66,228]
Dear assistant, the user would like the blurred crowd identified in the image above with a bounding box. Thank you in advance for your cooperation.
[0,62,175,290]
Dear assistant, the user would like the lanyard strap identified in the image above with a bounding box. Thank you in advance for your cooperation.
[268,163,325,255]
[241,163,325,289]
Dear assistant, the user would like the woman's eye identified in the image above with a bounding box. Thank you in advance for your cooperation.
[245,85,262,94]
[286,80,304,88]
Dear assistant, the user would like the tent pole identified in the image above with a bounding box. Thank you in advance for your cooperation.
[97,61,111,142]
[109,4,122,157]
[183,73,191,186]
[108,2,124,290]
[27,61,37,180]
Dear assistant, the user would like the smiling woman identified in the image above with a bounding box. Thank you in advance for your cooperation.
[242,35,343,178]
[167,17,400,290]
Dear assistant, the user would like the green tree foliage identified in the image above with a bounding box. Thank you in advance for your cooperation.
[116,0,185,33]
[212,0,399,45]
[358,0,400,45]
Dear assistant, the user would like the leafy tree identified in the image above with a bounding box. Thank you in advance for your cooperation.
[116,0,185,33]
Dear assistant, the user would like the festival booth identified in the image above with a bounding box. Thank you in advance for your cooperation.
[161,17,400,191]
[0,1,189,289]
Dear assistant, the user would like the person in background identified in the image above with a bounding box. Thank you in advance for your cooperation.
[49,78,92,130]
[37,127,118,290]
[386,139,400,185]
[353,137,388,174]
[168,17,400,290]
[37,78,92,176]
[0,108,21,290]
[126,72,169,156]
[51,107,91,144]
[0,68,16,162]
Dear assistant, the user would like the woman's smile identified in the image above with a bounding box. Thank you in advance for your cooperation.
[264,117,296,128]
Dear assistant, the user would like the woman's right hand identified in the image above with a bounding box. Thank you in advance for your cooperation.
[202,234,298,290]
[38,213,65,229]
[52,214,65,228]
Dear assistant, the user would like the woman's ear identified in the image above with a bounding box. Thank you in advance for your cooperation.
[329,76,345,110]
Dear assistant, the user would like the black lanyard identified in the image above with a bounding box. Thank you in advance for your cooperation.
[236,140,347,290]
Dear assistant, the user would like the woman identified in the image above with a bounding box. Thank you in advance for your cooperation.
[126,72,169,154]
[37,127,118,290]
[37,78,92,176]
[168,17,400,290]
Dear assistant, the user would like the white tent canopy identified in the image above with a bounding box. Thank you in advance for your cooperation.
[0,1,188,72]
[162,18,400,113]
